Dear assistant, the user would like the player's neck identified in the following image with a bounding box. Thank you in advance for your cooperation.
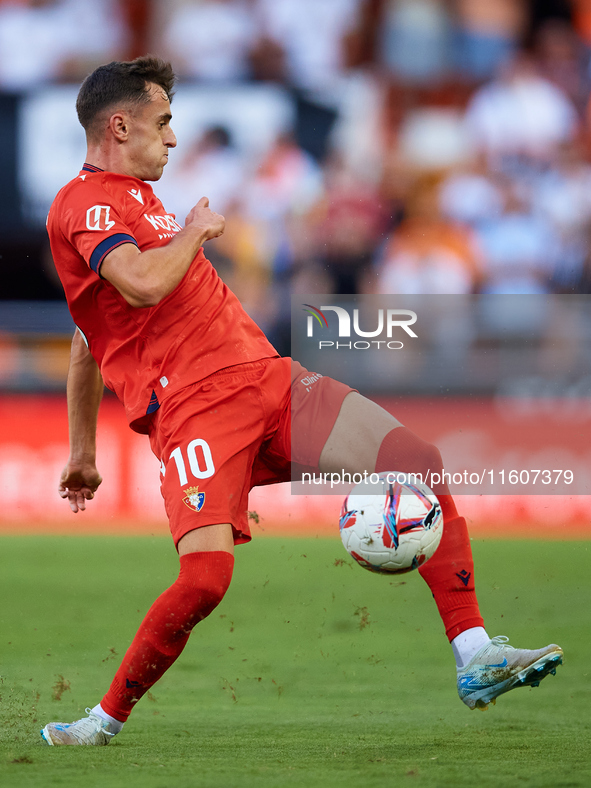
[84,145,142,181]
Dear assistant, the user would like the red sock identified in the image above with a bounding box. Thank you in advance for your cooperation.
[376,427,484,641]
[101,550,234,722]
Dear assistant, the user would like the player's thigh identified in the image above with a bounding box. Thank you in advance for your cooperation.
[178,523,235,556]
[318,391,402,474]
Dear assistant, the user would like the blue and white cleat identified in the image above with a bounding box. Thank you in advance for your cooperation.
[458,635,563,710]
[40,709,116,746]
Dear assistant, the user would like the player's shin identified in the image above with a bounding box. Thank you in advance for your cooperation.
[375,427,484,641]
[100,550,234,722]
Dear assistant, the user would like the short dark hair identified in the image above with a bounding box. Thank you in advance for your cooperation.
[76,55,176,139]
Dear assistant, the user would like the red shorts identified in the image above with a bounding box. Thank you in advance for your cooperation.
[148,357,352,547]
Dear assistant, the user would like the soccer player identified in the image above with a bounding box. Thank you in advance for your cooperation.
[40,57,562,746]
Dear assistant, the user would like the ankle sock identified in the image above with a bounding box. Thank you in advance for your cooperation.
[451,627,490,668]
[91,703,124,734]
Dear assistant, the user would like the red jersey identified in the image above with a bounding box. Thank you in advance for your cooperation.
[47,164,278,433]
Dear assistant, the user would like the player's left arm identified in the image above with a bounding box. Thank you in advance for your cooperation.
[59,329,104,513]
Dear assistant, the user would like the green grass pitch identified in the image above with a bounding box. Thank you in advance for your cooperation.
[0,534,589,788]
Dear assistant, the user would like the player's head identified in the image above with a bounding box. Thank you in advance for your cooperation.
[76,56,176,140]
[76,56,178,181]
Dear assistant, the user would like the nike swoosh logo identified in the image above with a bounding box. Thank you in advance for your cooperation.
[458,675,493,691]
[488,659,508,668]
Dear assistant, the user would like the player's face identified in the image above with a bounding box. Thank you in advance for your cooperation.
[125,83,177,181]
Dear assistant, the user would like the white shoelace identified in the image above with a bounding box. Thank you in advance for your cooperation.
[67,710,116,743]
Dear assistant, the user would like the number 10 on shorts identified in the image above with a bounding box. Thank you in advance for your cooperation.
[161,439,216,485]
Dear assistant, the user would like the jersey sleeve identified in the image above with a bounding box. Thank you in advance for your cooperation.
[61,179,139,277]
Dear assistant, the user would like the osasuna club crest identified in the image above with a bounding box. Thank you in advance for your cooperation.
[182,486,205,512]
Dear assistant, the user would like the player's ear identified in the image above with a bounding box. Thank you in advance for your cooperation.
[110,112,129,142]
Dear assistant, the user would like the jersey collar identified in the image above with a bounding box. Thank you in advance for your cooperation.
[81,163,104,173]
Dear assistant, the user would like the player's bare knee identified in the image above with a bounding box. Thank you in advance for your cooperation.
[320,395,403,474]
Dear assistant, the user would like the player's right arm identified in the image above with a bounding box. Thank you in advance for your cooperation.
[59,329,104,513]
[100,196,225,308]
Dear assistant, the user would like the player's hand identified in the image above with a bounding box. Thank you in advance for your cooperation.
[185,196,225,241]
[58,462,103,514]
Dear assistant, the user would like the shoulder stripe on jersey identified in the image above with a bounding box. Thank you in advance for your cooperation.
[90,233,138,277]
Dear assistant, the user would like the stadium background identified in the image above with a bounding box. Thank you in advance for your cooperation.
[1,0,591,538]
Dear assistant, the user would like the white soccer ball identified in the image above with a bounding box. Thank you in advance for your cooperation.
[339,471,443,574]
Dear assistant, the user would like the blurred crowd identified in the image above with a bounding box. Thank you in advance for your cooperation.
[4,0,591,354]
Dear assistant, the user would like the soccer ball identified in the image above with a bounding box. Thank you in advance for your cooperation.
[339,471,443,574]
